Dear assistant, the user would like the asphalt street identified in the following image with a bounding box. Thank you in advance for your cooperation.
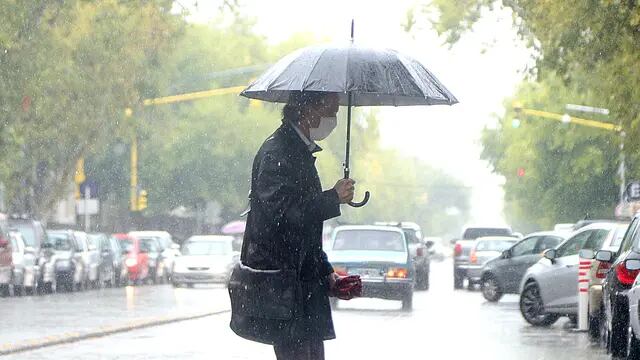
[1,260,610,359]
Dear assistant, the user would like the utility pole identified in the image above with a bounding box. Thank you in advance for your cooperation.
[130,136,138,212]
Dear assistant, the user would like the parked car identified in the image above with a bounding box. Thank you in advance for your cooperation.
[480,231,566,302]
[87,233,118,287]
[138,236,167,284]
[624,258,640,359]
[375,222,431,290]
[74,231,100,289]
[9,230,39,297]
[8,218,48,293]
[595,214,640,357]
[0,222,12,297]
[172,235,239,287]
[575,222,628,341]
[519,223,620,327]
[453,225,513,289]
[114,233,150,285]
[465,236,518,288]
[328,225,414,311]
[129,231,180,278]
[46,230,83,292]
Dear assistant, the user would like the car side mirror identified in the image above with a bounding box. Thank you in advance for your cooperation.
[543,248,557,261]
[424,240,435,249]
[501,249,511,259]
[450,238,458,245]
[626,259,640,271]
[579,249,595,259]
[595,250,614,263]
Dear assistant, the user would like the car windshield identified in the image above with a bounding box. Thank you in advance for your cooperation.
[119,239,134,252]
[182,241,230,256]
[333,230,405,251]
[140,238,159,252]
[47,233,73,251]
[13,223,36,247]
[476,239,517,252]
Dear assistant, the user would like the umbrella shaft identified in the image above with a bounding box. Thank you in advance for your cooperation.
[344,92,353,179]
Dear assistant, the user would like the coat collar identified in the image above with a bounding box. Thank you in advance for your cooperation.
[278,121,323,158]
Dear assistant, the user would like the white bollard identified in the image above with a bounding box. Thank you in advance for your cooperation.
[577,258,592,331]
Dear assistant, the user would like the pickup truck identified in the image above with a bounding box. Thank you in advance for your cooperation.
[453,226,513,289]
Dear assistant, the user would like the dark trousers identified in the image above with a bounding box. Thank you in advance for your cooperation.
[273,339,325,360]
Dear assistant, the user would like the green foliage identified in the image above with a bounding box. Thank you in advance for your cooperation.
[0,0,182,218]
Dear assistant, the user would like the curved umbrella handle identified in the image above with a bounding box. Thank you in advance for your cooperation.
[348,191,371,208]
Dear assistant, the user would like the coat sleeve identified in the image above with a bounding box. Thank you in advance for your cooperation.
[255,152,341,228]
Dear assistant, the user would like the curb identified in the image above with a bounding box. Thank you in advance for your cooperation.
[0,309,230,356]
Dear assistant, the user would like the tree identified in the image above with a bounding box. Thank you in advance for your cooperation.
[0,0,183,219]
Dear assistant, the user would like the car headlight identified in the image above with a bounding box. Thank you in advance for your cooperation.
[125,258,138,267]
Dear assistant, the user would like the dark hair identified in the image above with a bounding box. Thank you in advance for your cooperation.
[282,91,327,123]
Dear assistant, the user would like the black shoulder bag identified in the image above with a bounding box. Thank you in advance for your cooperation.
[228,216,307,344]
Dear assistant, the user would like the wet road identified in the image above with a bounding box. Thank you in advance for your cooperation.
[1,260,609,359]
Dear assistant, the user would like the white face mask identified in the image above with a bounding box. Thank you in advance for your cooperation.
[309,116,337,141]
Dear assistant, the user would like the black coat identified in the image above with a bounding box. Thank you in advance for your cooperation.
[234,121,341,343]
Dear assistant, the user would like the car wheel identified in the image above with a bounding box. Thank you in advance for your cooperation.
[172,281,180,288]
[609,304,629,357]
[25,285,35,296]
[401,291,413,312]
[424,271,430,291]
[519,282,559,327]
[13,285,24,297]
[0,284,9,297]
[186,283,195,288]
[44,282,54,294]
[454,270,464,289]
[628,326,640,360]
[588,314,600,342]
[481,276,503,302]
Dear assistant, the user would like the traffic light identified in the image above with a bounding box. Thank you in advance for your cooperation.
[517,168,526,178]
[137,190,148,211]
[511,118,521,128]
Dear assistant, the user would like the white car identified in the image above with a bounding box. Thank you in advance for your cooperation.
[172,235,239,287]
[10,231,38,295]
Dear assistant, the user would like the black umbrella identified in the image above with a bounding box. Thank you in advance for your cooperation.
[241,21,458,207]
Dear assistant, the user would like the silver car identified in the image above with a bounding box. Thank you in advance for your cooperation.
[625,258,640,357]
[519,223,621,326]
[465,236,518,286]
[73,231,100,289]
[172,235,239,287]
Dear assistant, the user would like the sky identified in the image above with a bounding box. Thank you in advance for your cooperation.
[183,0,534,226]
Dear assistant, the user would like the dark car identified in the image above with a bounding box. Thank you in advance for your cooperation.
[453,226,514,289]
[328,225,414,311]
[479,231,566,302]
[7,218,48,293]
[596,214,640,357]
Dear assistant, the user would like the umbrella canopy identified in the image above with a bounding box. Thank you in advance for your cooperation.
[221,220,246,235]
[240,44,458,107]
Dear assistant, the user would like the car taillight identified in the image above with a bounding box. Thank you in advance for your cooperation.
[470,250,477,264]
[387,267,408,278]
[596,261,611,279]
[333,266,347,276]
[416,248,424,257]
[616,262,640,286]
[454,243,462,257]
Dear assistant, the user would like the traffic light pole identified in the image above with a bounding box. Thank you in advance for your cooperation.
[130,136,138,212]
